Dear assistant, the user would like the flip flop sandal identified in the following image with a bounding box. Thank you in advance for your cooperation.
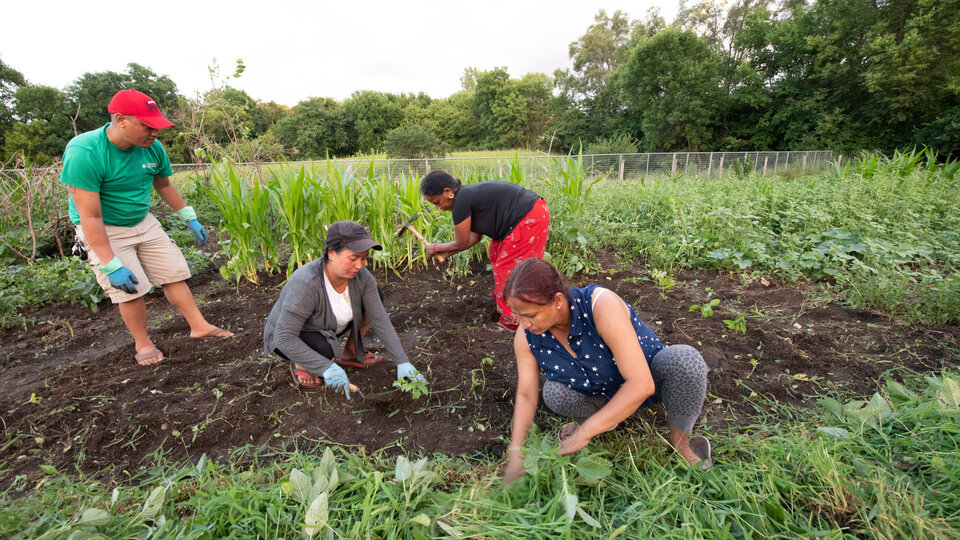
[135,347,164,366]
[484,322,516,333]
[193,326,233,338]
[689,435,714,470]
[289,362,324,388]
[339,352,385,369]
[558,422,577,442]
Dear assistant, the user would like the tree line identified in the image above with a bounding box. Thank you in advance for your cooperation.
[1,0,957,165]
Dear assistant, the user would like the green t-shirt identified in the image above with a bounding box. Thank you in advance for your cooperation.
[61,124,174,227]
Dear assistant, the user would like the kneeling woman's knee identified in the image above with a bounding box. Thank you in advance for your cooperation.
[654,344,707,380]
[542,380,606,421]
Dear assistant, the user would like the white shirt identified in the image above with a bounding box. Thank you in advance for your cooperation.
[323,271,353,334]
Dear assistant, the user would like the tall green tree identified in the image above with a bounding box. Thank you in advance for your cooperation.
[3,85,74,162]
[427,90,480,150]
[613,27,725,151]
[737,0,960,153]
[549,9,664,152]
[0,57,26,157]
[474,68,552,149]
[272,97,357,158]
[343,91,404,153]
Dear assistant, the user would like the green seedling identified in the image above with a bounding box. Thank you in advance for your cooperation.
[690,287,719,317]
[650,269,676,299]
[393,372,428,399]
[724,311,748,333]
[689,299,720,317]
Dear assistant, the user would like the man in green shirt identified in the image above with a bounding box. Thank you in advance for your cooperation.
[60,89,232,366]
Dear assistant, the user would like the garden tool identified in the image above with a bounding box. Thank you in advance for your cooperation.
[395,212,446,262]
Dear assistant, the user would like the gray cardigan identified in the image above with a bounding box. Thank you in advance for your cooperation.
[262,259,409,375]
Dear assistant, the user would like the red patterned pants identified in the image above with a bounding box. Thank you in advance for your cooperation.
[489,198,550,329]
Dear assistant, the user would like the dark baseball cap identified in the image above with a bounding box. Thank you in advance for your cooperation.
[325,220,383,252]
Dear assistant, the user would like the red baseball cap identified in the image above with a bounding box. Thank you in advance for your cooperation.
[108,89,175,129]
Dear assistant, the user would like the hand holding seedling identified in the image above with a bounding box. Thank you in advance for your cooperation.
[396,362,427,383]
[558,427,591,456]
[501,448,525,485]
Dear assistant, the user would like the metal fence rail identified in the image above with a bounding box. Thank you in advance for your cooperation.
[165,150,834,180]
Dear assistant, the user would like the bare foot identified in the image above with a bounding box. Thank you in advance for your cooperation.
[190,325,234,339]
[668,427,704,466]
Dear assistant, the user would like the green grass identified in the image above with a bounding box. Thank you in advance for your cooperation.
[4,370,959,538]
[584,160,960,324]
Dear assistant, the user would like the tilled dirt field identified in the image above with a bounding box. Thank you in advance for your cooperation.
[2,249,958,490]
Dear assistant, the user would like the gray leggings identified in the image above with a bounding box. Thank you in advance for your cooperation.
[542,344,708,434]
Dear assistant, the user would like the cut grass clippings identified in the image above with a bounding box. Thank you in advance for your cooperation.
[4,370,959,539]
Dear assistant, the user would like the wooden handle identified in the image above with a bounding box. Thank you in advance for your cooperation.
[406,225,447,262]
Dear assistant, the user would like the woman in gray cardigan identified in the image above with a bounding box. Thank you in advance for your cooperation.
[263,221,426,396]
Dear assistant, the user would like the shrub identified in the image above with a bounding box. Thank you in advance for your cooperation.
[384,124,446,159]
[584,133,640,155]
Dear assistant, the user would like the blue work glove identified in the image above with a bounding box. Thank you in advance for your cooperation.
[99,256,138,294]
[397,362,427,384]
[174,206,208,246]
[186,219,208,246]
[322,363,351,399]
[107,266,139,294]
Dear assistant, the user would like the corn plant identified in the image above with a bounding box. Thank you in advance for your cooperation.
[361,175,400,267]
[319,160,364,224]
[202,163,278,283]
[267,166,325,276]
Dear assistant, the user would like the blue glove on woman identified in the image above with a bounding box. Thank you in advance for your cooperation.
[322,363,351,399]
[396,362,427,383]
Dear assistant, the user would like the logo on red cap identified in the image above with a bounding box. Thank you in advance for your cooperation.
[108,89,175,129]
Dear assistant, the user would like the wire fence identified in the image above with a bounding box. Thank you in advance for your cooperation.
[165,150,835,181]
[1,150,835,180]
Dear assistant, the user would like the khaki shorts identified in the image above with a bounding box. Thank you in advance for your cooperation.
[77,213,192,304]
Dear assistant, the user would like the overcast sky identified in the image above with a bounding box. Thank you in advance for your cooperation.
[3,0,680,107]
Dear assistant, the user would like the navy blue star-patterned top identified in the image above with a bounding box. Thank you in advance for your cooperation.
[525,285,666,403]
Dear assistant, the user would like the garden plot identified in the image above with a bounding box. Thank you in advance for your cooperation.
[1,249,958,490]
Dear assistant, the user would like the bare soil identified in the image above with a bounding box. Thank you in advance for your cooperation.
[2,249,958,490]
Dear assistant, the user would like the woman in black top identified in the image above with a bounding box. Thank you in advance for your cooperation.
[421,170,550,330]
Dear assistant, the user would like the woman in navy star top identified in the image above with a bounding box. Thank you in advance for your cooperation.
[501,259,710,484]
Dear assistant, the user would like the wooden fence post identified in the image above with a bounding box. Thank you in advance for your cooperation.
[763,156,769,176]
[619,154,625,181]
[671,153,677,176]
[802,154,807,173]
[719,156,724,177]
[498,160,503,178]
[425,159,431,174]
[707,154,713,179]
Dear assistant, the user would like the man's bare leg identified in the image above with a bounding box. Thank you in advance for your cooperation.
[117,297,163,365]
[161,281,234,338]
